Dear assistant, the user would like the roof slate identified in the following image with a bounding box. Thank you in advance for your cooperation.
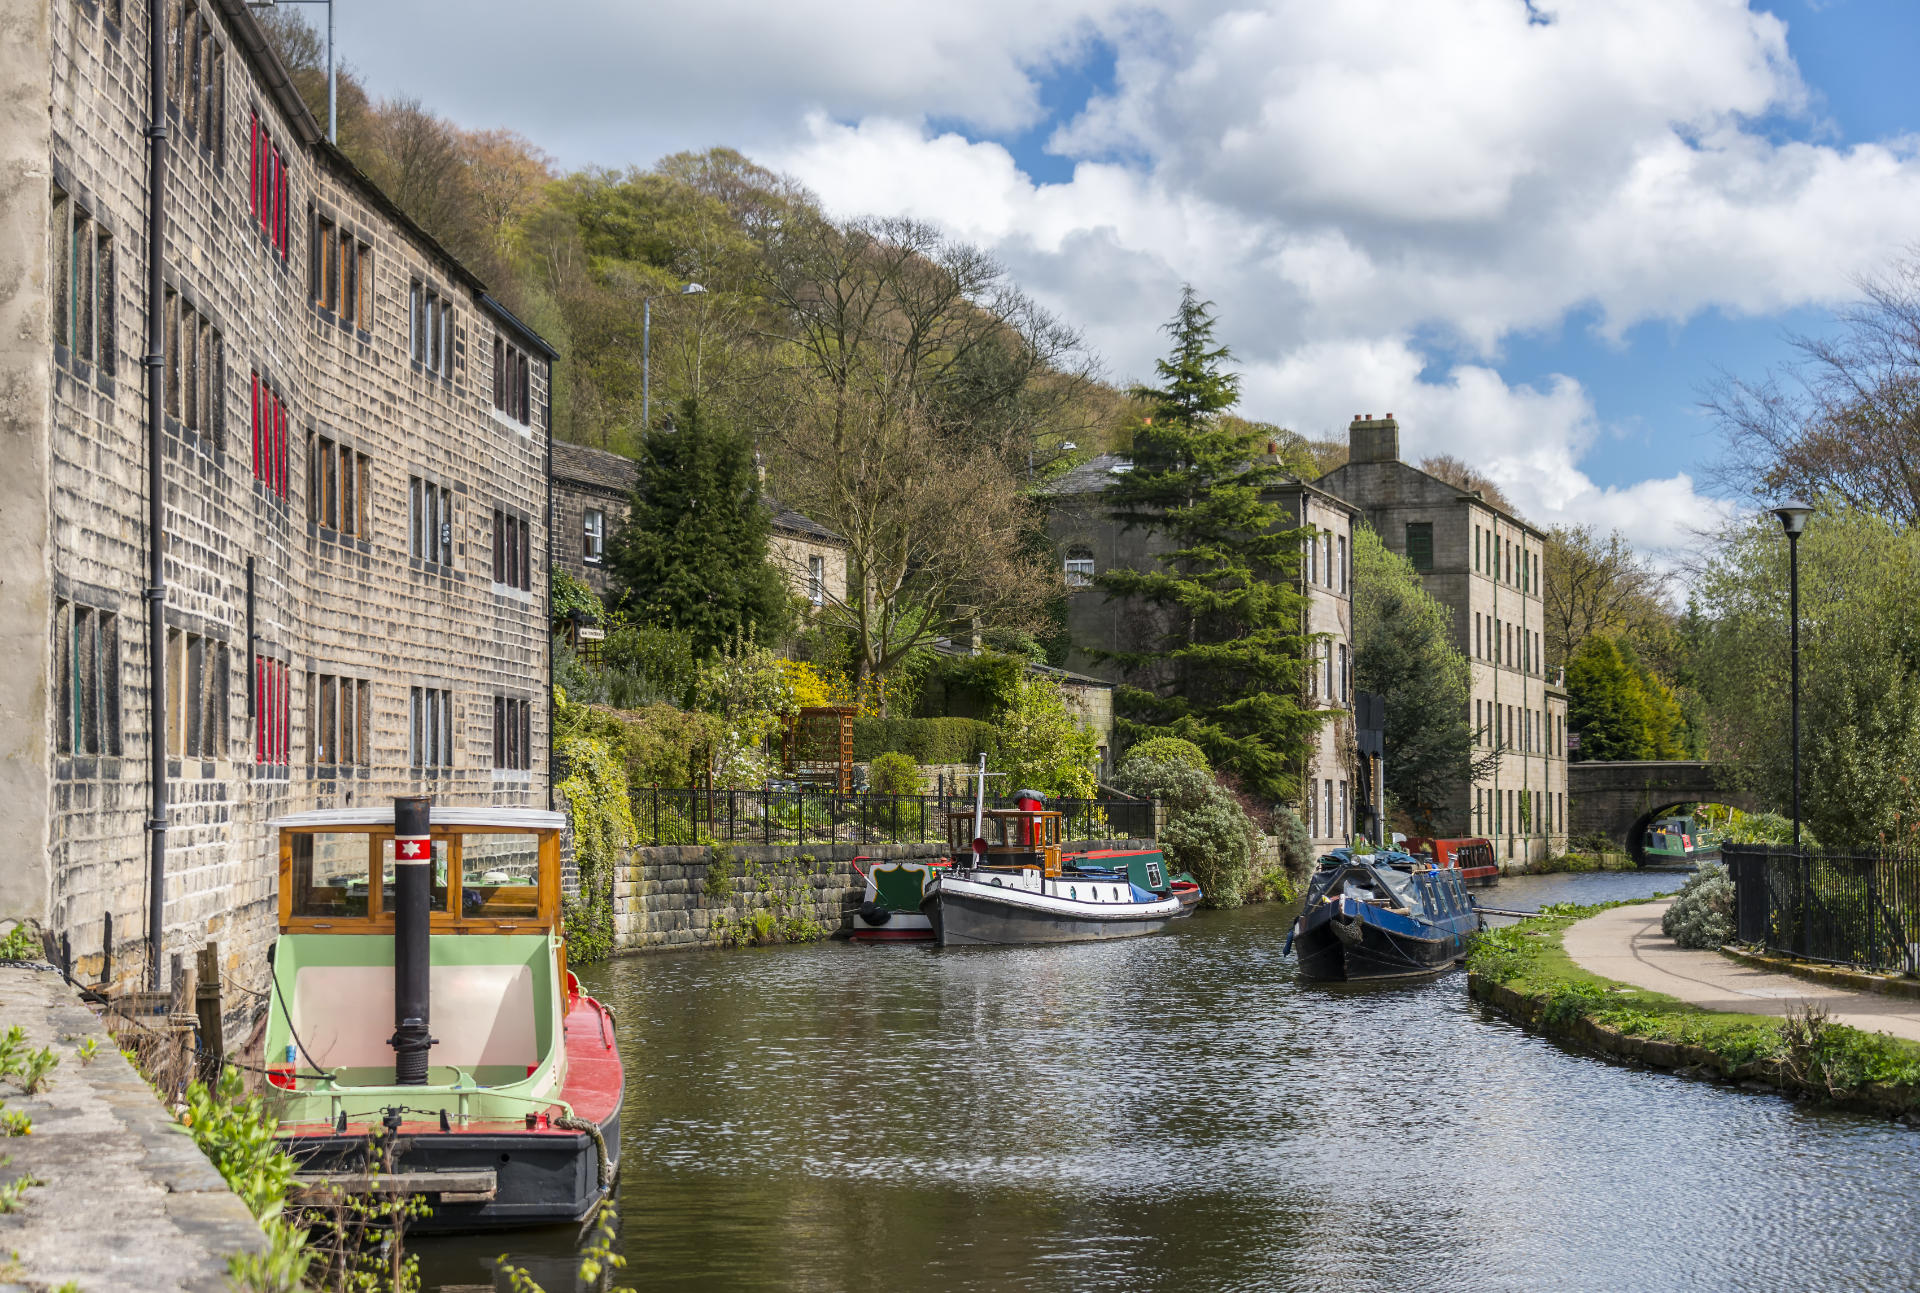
[551,441,639,493]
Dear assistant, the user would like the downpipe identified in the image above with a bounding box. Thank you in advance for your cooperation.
[143,0,170,991]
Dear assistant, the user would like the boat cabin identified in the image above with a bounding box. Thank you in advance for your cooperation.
[268,806,568,1092]
[946,802,1064,876]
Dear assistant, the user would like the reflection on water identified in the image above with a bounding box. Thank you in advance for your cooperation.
[418,872,1920,1292]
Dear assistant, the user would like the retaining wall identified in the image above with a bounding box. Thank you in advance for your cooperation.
[609,837,1157,953]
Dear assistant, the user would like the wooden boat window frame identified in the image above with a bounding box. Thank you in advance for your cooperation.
[278,825,561,934]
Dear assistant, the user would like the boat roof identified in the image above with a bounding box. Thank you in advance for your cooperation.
[268,807,567,831]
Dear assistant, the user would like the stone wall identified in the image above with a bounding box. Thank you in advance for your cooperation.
[608,837,1157,953]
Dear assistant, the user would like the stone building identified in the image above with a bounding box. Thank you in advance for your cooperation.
[2,0,556,993]
[551,441,636,600]
[547,439,851,615]
[1043,454,1360,850]
[1316,415,1568,864]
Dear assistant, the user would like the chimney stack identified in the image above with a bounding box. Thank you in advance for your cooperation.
[1348,412,1400,464]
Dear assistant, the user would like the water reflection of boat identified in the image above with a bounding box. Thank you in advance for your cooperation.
[1288,849,1480,982]
[920,763,1181,945]
[264,801,621,1231]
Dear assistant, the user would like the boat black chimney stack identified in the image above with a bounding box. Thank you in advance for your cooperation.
[390,795,434,1084]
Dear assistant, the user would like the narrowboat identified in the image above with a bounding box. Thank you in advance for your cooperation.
[920,765,1181,945]
[1644,816,1717,865]
[1288,849,1481,982]
[850,858,947,942]
[1407,836,1499,887]
[262,799,621,1231]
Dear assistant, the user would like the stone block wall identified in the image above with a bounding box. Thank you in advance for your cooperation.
[607,837,1156,953]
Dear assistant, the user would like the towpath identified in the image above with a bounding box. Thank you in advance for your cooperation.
[1563,901,1920,1044]
[0,964,263,1291]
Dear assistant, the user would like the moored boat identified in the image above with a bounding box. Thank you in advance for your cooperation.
[262,800,621,1231]
[1406,836,1499,887]
[1288,849,1480,982]
[850,858,947,942]
[920,765,1180,946]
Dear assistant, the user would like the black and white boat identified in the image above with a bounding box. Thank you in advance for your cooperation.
[920,761,1181,946]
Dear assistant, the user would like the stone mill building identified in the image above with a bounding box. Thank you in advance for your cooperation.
[1,0,556,993]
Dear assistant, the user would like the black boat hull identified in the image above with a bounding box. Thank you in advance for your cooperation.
[280,1103,621,1232]
[1294,907,1464,982]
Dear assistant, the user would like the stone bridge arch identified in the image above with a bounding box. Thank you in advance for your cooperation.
[1566,761,1765,863]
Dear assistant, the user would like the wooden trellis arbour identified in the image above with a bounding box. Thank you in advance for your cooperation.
[782,705,857,794]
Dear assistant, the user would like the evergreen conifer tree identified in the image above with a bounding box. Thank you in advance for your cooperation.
[607,398,793,656]
[1566,635,1651,760]
[1096,288,1320,799]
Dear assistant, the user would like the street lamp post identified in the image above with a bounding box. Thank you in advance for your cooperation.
[247,0,336,142]
[1769,501,1813,851]
[641,282,705,433]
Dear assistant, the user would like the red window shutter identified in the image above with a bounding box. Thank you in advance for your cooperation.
[250,373,261,480]
[275,399,286,497]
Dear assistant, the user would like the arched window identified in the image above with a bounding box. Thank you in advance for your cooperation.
[1064,546,1095,588]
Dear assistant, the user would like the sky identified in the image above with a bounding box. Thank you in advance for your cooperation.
[332,0,1920,557]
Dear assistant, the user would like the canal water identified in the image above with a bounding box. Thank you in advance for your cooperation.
[417,872,1920,1291]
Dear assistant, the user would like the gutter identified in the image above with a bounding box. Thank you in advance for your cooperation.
[143,0,170,990]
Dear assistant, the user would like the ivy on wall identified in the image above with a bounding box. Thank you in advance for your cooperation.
[554,686,637,962]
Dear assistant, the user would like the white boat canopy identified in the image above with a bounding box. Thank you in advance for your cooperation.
[268,806,567,831]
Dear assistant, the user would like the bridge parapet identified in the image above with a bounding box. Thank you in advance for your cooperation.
[1567,761,1763,858]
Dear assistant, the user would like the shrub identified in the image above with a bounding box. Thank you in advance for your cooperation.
[1113,755,1258,907]
[989,673,1100,799]
[1661,862,1735,949]
[1268,805,1313,880]
[1725,811,1821,848]
[853,716,1000,765]
[867,752,923,797]
[1123,736,1210,772]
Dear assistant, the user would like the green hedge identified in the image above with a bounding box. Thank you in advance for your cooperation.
[854,716,1001,765]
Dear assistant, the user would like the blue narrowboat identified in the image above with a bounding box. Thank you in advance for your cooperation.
[1288,849,1482,982]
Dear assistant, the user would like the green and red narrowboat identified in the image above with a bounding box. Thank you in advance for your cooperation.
[262,801,621,1231]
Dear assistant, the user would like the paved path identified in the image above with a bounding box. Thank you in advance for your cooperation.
[0,965,263,1292]
[1563,901,1920,1044]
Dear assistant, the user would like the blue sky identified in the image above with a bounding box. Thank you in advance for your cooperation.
[340,0,1920,551]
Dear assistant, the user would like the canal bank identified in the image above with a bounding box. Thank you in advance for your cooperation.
[1469,900,1920,1120]
[607,837,1156,952]
[0,964,264,1292]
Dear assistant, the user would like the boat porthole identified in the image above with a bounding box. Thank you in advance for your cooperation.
[1069,887,1077,900]
[499,1154,511,1163]
[991,878,1002,887]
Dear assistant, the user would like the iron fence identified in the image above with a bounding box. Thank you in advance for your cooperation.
[1726,843,1920,974]
[630,785,1157,849]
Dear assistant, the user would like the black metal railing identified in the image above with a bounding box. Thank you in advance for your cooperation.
[630,785,1157,848]
[1726,843,1920,974]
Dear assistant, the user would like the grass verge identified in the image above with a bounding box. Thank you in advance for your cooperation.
[1467,901,1920,1119]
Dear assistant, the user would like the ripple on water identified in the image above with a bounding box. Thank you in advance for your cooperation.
[414,873,1920,1292]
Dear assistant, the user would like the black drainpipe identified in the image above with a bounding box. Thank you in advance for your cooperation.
[143,0,169,992]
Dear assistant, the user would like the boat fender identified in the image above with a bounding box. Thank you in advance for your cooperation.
[553,1114,613,1192]
[858,900,893,927]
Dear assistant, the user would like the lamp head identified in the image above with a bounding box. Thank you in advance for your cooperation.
[681,282,707,296]
[1769,500,1813,536]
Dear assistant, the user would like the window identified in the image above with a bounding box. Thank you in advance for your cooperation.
[307,674,369,767]
[493,334,531,423]
[51,186,114,381]
[163,288,223,447]
[583,509,605,564]
[254,655,289,767]
[249,371,289,498]
[1324,780,1334,839]
[1474,526,1481,573]
[54,600,121,757]
[1304,531,1318,584]
[164,627,227,760]
[409,476,452,566]
[1339,780,1348,836]
[1405,522,1433,572]
[1474,613,1481,659]
[492,507,531,590]
[1506,540,1513,584]
[170,2,223,157]
[410,279,455,379]
[310,213,371,329]
[409,686,453,770]
[1338,642,1350,704]
[310,434,370,538]
[247,110,289,258]
[1323,640,1333,701]
[1064,546,1094,588]
[493,695,531,772]
[1337,535,1347,594]
[808,554,826,606]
